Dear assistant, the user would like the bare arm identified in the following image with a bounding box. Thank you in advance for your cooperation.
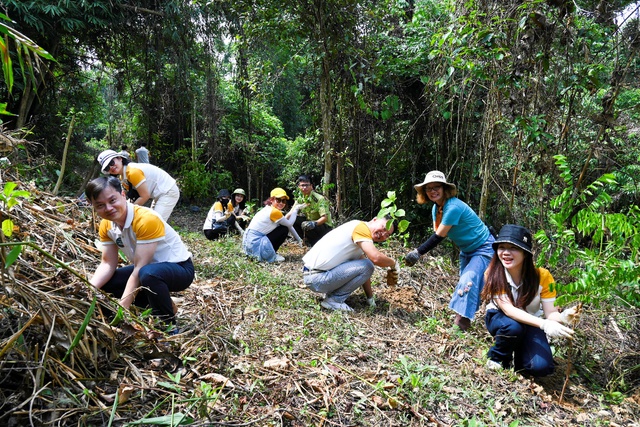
[358,241,395,268]
[315,214,328,226]
[134,181,151,206]
[434,223,452,237]
[119,242,157,309]
[89,244,120,289]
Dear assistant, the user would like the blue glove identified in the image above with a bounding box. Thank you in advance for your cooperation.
[301,221,317,231]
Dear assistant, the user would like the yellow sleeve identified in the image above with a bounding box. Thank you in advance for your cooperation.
[352,222,373,243]
[131,206,165,241]
[269,207,284,222]
[126,166,146,188]
[538,268,557,300]
[98,220,113,243]
[213,201,224,213]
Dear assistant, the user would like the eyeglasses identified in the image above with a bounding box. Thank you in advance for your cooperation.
[103,159,116,173]
[298,183,311,188]
[425,185,442,193]
[274,197,287,203]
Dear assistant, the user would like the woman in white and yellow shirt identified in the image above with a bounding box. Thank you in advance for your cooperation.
[481,224,580,376]
[97,149,179,221]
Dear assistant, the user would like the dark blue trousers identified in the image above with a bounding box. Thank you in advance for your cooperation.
[485,309,555,376]
[101,258,194,324]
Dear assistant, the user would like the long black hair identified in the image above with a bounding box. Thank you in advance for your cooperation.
[481,251,540,309]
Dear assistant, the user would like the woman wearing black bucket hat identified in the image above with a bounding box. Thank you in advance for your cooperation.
[203,189,235,240]
[480,224,581,376]
[404,170,495,331]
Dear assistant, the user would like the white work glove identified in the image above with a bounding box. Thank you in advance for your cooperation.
[559,305,582,325]
[292,203,307,213]
[367,297,376,307]
[540,319,574,339]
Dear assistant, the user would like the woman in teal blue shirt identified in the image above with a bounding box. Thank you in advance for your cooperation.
[405,170,495,331]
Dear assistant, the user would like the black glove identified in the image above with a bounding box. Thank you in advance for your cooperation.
[301,221,317,231]
[404,249,421,267]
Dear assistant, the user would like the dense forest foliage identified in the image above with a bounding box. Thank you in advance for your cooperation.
[1,0,639,308]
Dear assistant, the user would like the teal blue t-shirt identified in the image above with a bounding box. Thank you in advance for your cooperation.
[431,197,489,253]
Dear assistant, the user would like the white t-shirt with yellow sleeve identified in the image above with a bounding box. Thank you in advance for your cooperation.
[302,220,372,271]
[99,203,191,263]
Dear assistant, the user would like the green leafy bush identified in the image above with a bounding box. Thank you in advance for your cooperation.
[536,155,640,307]
[179,161,232,205]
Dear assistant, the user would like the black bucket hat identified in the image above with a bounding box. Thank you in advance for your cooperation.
[492,224,533,254]
[217,189,231,199]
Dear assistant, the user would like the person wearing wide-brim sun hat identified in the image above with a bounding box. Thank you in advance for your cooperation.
[242,188,303,262]
[480,224,582,375]
[97,149,180,221]
[404,170,495,331]
[230,188,251,233]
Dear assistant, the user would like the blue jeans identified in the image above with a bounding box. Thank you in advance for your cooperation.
[449,235,495,319]
[485,309,555,376]
[303,259,374,303]
[242,226,288,262]
[101,258,194,323]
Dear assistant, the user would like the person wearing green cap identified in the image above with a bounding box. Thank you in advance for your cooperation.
[242,188,303,262]
[231,188,251,233]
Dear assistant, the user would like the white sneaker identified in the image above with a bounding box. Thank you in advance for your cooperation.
[274,254,285,262]
[321,298,354,312]
[486,359,502,371]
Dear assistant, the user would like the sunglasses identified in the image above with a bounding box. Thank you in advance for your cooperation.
[274,197,287,203]
[103,159,116,173]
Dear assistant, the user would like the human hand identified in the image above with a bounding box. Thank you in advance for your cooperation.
[301,220,317,231]
[540,319,574,339]
[560,303,582,325]
[367,296,376,307]
[293,203,307,212]
[386,265,398,287]
[404,249,421,267]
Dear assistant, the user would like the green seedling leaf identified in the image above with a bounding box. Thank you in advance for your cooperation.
[5,244,21,268]
[109,306,125,326]
[127,413,194,426]
[2,219,13,237]
[63,295,96,362]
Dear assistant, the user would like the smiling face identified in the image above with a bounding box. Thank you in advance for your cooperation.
[272,196,288,210]
[103,156,124,175]
[91,185,128,226]
[298,180,313,196]
[371,218,394,242]
[497,243,525,274]
[234,194,245,204]
[424,182,445,205]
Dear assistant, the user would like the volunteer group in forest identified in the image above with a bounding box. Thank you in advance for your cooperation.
[85,150,581,375]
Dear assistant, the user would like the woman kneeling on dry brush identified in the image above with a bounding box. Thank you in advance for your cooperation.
[481,224,581,376]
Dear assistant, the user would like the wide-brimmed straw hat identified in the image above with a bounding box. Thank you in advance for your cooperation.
[414,170,457,192]
[492,224,533,254]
